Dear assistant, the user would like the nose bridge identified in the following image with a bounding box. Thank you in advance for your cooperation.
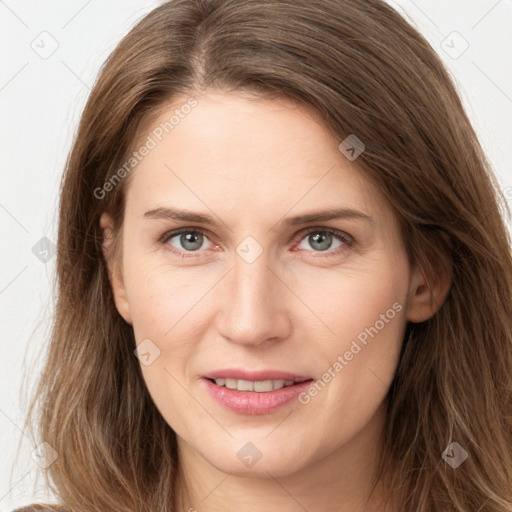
[216,244,288,345]
[234,251,271,306]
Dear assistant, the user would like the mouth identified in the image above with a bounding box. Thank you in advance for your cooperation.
[205,377,312,392]
[201,374,315,415]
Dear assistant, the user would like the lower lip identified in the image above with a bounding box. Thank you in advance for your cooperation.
[201,378,314,415]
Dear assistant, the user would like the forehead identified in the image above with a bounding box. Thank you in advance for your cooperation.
[124,90,383,222]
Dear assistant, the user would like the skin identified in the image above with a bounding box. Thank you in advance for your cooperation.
[100,90,451,512]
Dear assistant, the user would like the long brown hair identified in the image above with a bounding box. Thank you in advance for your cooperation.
[18,0,512,510]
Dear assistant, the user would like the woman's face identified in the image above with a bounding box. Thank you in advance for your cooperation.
[102,90,423,478]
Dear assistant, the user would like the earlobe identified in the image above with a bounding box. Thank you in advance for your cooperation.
[99,212,132,325]
[407,259,452,324]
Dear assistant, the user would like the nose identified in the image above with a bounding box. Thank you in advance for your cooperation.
[214,249,291,348]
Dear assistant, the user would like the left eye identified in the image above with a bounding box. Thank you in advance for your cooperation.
[296,229,349,253]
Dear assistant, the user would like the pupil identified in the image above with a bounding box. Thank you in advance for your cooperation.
[182,232,202,250]
[311,232,331,251]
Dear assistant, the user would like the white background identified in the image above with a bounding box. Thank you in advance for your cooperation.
[1,1,511,509]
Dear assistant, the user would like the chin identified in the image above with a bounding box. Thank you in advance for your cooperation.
[202,441,309,478]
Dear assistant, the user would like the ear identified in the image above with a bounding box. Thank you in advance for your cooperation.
[407,254,452,324]
[99,212,132,325]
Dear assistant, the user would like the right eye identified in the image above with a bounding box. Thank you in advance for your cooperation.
[159,228,217,257]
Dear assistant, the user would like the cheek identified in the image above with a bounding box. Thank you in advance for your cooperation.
[293,252,409,401]
[292,251,409,346]
[125,257,206,339]
[124,264,206,425]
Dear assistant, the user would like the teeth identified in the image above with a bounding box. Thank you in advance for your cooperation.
[213,378,297,392]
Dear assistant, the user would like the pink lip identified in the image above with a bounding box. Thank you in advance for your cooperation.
[202,368,312,382]
[201,378,314,415]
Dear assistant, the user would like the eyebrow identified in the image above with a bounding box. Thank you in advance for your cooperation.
[143,206,374,228]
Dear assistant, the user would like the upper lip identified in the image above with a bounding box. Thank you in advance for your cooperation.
[203,369,313,383]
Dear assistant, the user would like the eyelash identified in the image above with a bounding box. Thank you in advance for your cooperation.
[158,227,354,259]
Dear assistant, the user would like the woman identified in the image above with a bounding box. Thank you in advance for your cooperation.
[15,0,512,510]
